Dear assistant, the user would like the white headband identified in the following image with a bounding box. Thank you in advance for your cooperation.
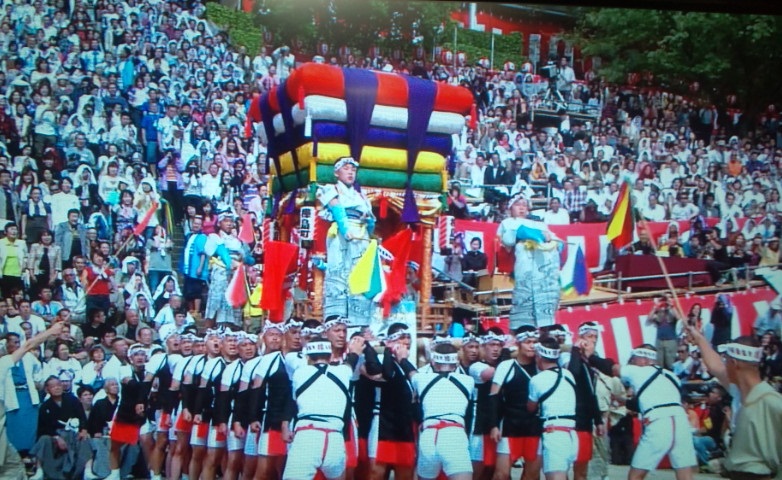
[430,336,453,346]
[263,320,285,334]
[631,348,658,361]
[481,332,506,345]
[718,343,763,363]
[386,327,411,342]
[205,328,224,338]
[323,316,348,331]
[301,326,323,337]
[536,343,560,359]
[578,323,602,337]
[305,340,333,356]
[516,329,540,342]
[237,333,257,344]
[334,157,359,171]
[461,333,480,345]
[129,343,148,356]
[431,352,459,364]
[285,319,304,332]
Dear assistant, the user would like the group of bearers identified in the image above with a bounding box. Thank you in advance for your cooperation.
[93,313,732,480]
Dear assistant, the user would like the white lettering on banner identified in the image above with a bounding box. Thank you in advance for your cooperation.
[638,315,658,347]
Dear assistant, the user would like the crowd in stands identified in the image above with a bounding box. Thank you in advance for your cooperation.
[0,0,780,477]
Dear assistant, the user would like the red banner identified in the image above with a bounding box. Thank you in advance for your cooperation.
[556,287,775,364]
[454,218,750,273]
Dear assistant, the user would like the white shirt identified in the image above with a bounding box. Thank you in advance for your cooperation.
[643,204,667,222]
[291,363,353,431]
[670,203,699,221]
[620,364,685,422]
[528,367,577,427]
[412,371,474,427]
[542,209,571,225]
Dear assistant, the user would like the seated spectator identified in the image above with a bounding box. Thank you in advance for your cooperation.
[541,197,570,225]
[692,386,728,469]
[57,269,86,325]
[30,376,91,480]
[44,341,83,386]
[81,309,110,347]
[31,287,63,325]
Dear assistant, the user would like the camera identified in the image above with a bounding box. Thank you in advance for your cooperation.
[540,55,559,80]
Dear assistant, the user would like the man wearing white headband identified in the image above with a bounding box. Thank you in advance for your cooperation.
[459,332,481,374]
[188,330,225,480]
[373,323,418,480]
[247,321,293,478]
[142,331,184,480]
[285,319,322,378]
[410,343,475,480]
[568,321,615,480]
[488,325,542,480]
[233,331,267,480]
[688,329,782,480]
[169,334,201,480]
[215,332,258,480]
[318,156,376,326]
[283,335,366,480]
[106,344,148,480]
[619,343,695,480]
[527,338,578,480]
[468,328,510,478]
[497,194,561,330]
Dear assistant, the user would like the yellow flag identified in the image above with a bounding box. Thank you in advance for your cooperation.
[349,240,378,295]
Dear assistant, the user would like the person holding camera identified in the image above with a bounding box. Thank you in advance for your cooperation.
[556,57,576,102]
[647,294,680,369]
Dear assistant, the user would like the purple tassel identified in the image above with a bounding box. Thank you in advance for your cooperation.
[285,189,298,214]
[401,187,420,223]
[271,191,282,217]
[312,137,318,158]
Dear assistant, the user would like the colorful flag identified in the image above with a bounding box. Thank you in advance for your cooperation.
[133,202,159,236]
[561,244,593,296]
[238,214,256,244]
[225,264,248,308]
[261,241,299,312]
[349,240,378,296]
[606,181,634,248]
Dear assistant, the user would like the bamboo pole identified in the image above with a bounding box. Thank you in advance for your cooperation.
[420,223,434,330]
[637,217,688,320]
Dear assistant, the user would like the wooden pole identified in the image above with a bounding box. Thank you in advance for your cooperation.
[420,223,434,330]
[311,263,324,318]
[637,217,688,320]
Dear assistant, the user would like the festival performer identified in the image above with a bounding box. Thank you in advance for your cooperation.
[106,343,149,480]
[369,323,417,480]
[215,332,258,480]
[619,345,696,480]
[497,194,561,329]
[488,325,541,480]
[468,329,510,480]
[204,207,254,328]
[568,322,615,480]
[168,334,201,480]
[142,333,183,480]
[233,332,267,480]
[247,321,294,480]
[282,335,366,480]
[527,338,578,480]
[184,331,221,480]
[460,332,481,374]
[181,215,208,316]
[318,157,376,326]
[410,342,475,480]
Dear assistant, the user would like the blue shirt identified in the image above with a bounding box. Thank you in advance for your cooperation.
[141,112,163,142]
[182,232,208,280]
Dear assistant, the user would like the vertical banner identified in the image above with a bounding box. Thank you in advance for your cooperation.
[528,34,541,66]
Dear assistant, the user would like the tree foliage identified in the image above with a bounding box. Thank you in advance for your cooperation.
[440,26,523,69]
[572,9,782,113]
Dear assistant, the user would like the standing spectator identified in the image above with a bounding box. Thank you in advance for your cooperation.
[27,230,61,299]
[83,251,115,316]
[58,269,86,325]
[54,209,89,270]
[0,223,27,297]
[20,187,51,244]
[49,178,79,228]
[146,226,173,294]
[181,216,208,315]
[647,294,680,369]
[0,169,20,226]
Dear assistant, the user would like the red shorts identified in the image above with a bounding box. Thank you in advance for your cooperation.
[259,428,288,456]
[193,422,209,440]
[110,420,141,445]
[358,438,369,464]
[157,412,172,432]
[576,430,593,464]
[483,434,497,467]
[174,414,193,433]
[504,436,540,463]
[375,441,416,468]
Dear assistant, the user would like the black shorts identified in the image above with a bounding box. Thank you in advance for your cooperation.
[183,276,205,300]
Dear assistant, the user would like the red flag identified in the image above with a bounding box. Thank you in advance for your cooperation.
[133,202,159,236]
[379,228,413,316]
[225,264,249,308]
[606,181,634,248]
[261,241,299,312]
[238,214,256,244]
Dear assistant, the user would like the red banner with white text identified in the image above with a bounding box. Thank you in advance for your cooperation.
[454,217,748,273]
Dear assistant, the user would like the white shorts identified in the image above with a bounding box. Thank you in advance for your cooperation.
[207,425,227,449]
[244,431,260,456]
[227,429,245,452]
[168,411,179,442]
[155,410,173,434]
[190,423,208,447]
[541,429,577,474]
[632,414,696,471]
[140,419,156,436]
[417,425,472,479]
[282,428,345,480]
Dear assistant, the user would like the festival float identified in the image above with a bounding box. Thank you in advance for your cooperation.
[246,63,474,334]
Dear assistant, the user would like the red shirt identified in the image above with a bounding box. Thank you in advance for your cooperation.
[85,266,113,296]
